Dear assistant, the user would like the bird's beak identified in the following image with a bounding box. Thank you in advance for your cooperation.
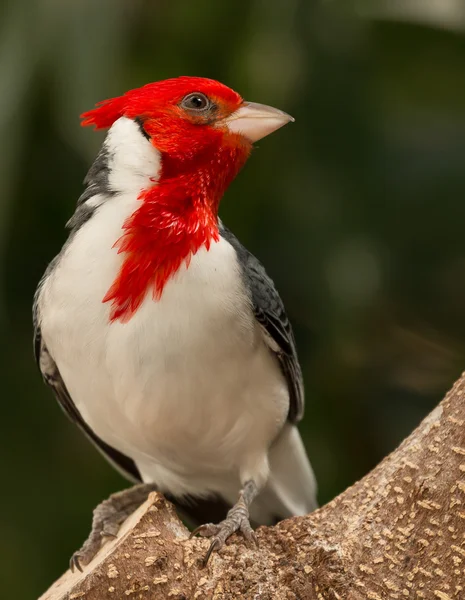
[225,101,294,143]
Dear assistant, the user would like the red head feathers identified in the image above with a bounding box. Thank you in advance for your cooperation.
[81,77,292,322]
[81,77,247,171]
[81,77,243,130]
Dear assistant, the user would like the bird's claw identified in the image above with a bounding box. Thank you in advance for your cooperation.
[190,523,220,539]
[68,483,157,573]
[204,538,221,565]
[69,523,117,573]
[191,512,258,565]
[70,552,84,573]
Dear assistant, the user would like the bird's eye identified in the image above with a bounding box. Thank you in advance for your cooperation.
[181,93,211,112]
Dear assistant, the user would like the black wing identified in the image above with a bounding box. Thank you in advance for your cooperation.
[33,285,142,483]
[220,224,304,423]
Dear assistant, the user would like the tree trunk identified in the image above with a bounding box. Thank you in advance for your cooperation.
[40,372,465,600]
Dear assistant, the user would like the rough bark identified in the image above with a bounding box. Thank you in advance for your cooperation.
[40,373,465,600]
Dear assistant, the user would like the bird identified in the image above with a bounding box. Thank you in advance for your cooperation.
[33,76,318,570]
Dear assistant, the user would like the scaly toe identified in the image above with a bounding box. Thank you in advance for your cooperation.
[200,517,257,564]
[239,519,259,547]
[100,522,120,539]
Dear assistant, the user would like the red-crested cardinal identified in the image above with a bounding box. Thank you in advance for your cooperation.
[34,76,318,569]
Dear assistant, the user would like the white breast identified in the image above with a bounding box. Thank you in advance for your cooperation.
[38,193,289,498]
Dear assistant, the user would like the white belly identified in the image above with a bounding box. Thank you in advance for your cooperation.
[39,195,289,497]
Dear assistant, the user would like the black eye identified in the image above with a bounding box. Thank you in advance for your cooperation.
[181,92,210,112]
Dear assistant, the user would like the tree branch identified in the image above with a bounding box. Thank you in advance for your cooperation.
[40,373,465,600]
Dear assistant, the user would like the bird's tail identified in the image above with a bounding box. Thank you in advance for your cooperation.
[173,424,317,528]
[250,423,318,525]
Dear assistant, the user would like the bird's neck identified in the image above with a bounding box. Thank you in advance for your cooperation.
[104,142,250,322]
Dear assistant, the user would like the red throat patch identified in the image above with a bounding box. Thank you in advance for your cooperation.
[103,142,250,322]
[81,77,251,322]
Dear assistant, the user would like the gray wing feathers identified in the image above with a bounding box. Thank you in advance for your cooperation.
[219,224,304,423]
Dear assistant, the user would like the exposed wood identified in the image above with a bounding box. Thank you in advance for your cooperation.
[40,372,465,599]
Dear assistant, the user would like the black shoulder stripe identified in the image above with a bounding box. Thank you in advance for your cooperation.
[65,145,115,235]
[134,117,150,141]
[81,145,114,200]
[66,203,96,232]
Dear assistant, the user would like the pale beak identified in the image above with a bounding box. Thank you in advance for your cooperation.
[225,101,294,142]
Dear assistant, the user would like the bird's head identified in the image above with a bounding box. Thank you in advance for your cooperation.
[81,76,293,182]
[80,77,294,321]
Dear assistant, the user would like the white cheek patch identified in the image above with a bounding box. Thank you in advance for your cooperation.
[105,117,162,194]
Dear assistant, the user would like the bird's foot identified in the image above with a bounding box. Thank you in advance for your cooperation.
[70,483,157,573]
[191,488,259,564]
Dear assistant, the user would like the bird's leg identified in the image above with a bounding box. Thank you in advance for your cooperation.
[191,480,259,564]
[70,483,157,572]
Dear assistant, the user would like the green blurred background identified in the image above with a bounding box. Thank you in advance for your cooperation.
[2,0,465,597]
